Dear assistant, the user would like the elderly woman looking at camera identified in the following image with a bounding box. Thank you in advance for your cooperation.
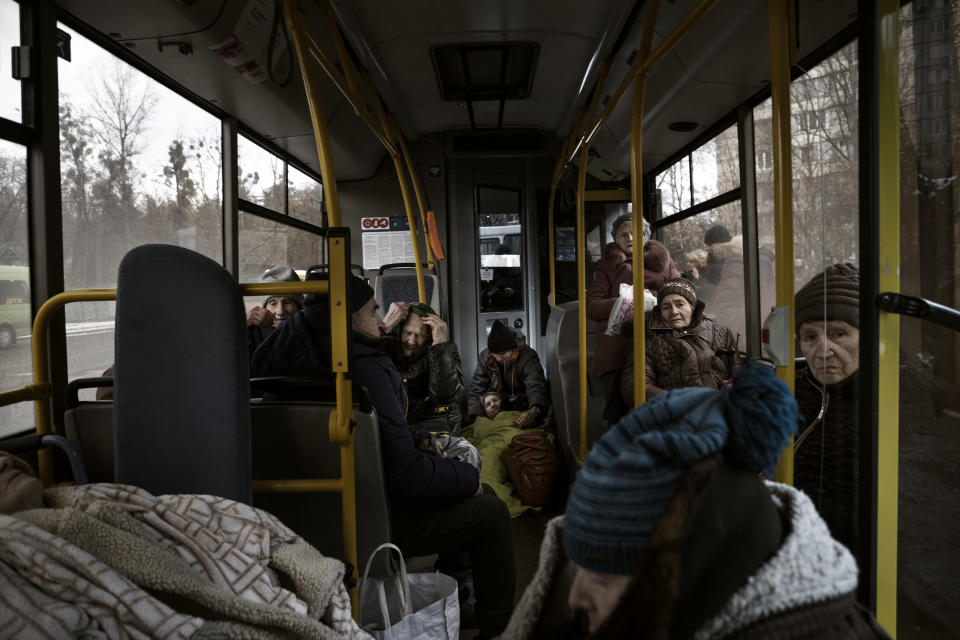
[621,277,740,406]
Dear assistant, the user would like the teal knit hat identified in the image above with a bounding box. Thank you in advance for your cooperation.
[563,362,797,575]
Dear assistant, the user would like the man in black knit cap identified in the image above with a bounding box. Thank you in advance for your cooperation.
[467,320,547,427]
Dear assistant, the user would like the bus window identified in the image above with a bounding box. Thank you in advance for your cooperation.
[0,0,20,123]
[478,187,523,315]
[0,141,31,437]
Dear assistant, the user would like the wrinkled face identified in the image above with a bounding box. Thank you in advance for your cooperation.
[352,298,384,339]
[615,222,633,254]
[482,393,501,418]
[492,349,517,364]
[660,293,693,329]
[265,296,301,325]
[798,320,860,384]
[401,313,429,356]
[568,567,632,635]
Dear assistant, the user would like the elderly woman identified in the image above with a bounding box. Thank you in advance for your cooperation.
[620,277,740,406]
[587,214,679,423]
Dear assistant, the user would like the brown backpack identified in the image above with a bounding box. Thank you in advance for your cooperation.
[505,431,562,507]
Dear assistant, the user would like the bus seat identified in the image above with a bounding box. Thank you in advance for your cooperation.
[543,302,606,478]
[63,377,115,483]
[374,263,440,312]
[249,383,391,573]
[114,244,251,504]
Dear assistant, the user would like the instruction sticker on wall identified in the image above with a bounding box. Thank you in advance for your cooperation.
[361,216,415,270]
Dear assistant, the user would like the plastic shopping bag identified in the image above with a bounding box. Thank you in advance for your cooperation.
[605,284,657,336]
[359,543,460,640]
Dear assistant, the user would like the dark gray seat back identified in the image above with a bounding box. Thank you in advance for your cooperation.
[250,395,390,568]
[543,301,606,478]
[114,244,251,503]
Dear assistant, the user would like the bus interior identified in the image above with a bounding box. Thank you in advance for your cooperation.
[1,0,958,637]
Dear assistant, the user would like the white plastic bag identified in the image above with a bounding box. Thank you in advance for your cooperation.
[605,284,656,336]
[359,543,460,640]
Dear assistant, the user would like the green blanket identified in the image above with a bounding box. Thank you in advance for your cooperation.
[462,411,541,518]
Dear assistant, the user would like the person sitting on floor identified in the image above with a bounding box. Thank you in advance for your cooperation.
[467,320,547,428]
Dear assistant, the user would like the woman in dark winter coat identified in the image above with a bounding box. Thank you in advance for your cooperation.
[621,277,740,406]
[587,215,679,422]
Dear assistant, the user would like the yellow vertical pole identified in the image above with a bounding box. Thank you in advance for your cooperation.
[875,0,900,632]
[370,88,426,302]
[631,0,658,408]
[396,133,435,270]
[630,76,647,408]
[769,0,795,484]
[327,232,358,617]
[577,66,608,462]
[283,0,341,227]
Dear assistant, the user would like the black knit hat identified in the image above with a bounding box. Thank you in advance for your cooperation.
[658,277,698,307]
[487,320,518,353]
[795,263,860,329]
[304,271,375,313]
[704,225,732,245]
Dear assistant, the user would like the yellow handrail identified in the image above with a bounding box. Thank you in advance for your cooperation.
[368,84,427,303]
[283,0,343,226]
[630,0,659,409]
[568,0,720,164]
[576,64,609,463]
[769,0,796,484]
[396,131,436,271]
[875,0,900,632]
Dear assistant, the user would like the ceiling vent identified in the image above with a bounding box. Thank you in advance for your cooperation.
[431,42,539,129]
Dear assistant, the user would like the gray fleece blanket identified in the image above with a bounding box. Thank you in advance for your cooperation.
[0,483,371,640]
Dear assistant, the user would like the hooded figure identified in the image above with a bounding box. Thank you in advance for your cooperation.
[497,363,890,640]
[587,215,680,422]
[468,320,547,427]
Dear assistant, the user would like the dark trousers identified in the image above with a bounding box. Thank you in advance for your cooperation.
[391,493,516,637]
[603,369,629,424]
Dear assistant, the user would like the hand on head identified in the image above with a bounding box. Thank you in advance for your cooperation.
[381,301,411,333]
[421,313,448,344]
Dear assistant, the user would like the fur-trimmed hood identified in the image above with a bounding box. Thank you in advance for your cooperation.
[497,483,870,640]
[692,482,859,639]
[708,235,744,263]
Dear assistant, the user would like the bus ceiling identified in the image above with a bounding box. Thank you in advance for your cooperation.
[56,0,855,183]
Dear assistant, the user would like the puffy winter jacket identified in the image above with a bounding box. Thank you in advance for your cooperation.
[621,302,740,404]
[468,345,547,418]
[250,300,479,506]
[392,340,464,434]
[586,240,680,377]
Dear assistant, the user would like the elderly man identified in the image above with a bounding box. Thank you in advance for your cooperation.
[468,320,547,428]
[251,274,515,639]
[246,266,304,355]
[382,302,464,434]
[793,263,861,559]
